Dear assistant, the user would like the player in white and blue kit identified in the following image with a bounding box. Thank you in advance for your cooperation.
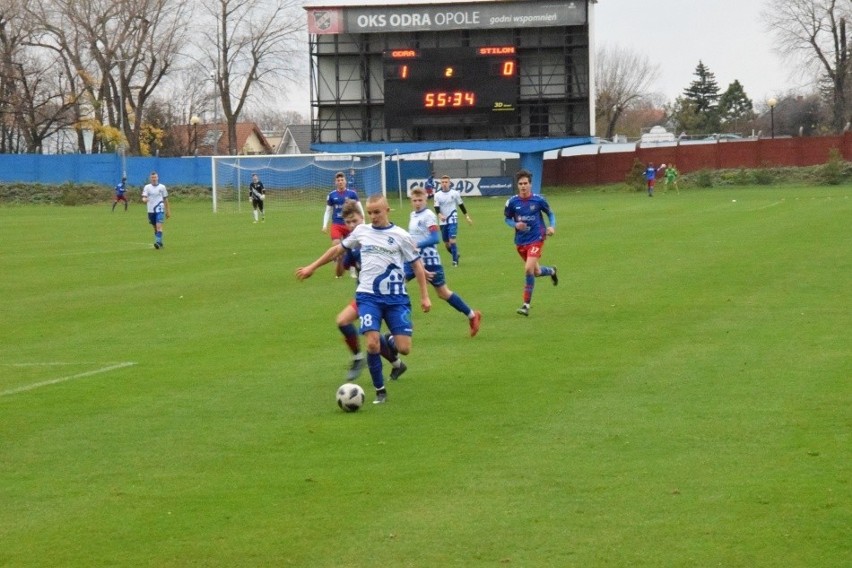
[406,188,481,337]
[504,169,558,316]
[141,171,170,249]
[334,201,408,382]
[424,171,436,200]
[433,175,472,266]
[297,195,431,404]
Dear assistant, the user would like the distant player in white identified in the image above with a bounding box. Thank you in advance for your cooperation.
[296,194,431,404]
[407,188,481,336]
[141,171,170,249]
[433,175,472,266]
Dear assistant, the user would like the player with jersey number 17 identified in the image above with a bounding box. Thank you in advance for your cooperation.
[504,169,558,317]
[322,171,365,278]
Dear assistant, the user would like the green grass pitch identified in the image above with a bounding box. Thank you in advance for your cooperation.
[0,186,849,566]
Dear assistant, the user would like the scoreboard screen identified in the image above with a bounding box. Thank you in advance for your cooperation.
[383,46,518,128]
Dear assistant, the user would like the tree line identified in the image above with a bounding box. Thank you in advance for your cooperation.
[596,0,852,140]
[0,0,305,156]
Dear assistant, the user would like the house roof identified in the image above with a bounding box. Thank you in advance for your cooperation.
[277,124,313,154]
[177,121,273,155]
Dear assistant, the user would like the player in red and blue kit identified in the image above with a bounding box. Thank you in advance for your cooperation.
[644,163,661,197]
[322,171,364,277]
[112,176,128,212]
[503,169,558,317]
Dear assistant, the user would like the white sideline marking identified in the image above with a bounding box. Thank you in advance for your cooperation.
[756,201,783,210]
[0,362,136,397]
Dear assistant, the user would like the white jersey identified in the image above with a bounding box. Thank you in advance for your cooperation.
[409,208,442,269]
[142,183,168,213]
[341,223,421,301]
[434,189,463,226]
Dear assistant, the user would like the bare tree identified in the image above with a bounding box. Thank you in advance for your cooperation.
[197,0,305,155]
[0,1,75,153]
[595,44,660,139]
[25,0,190,154]
[764,0,852,132]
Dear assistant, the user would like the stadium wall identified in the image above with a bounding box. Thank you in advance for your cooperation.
[543,133,852,186]
[3,133,852,191]
[0,153,427,195]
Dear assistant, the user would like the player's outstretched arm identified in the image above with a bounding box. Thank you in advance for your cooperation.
[410,259,432,313]
[295,244,345,280]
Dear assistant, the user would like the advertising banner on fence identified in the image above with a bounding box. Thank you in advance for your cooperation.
[407,176,513,197]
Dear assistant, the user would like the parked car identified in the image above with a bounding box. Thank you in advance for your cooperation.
[704,133,744,141]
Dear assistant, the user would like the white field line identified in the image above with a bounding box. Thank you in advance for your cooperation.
[0,362,136,397]
[755,201,784,210]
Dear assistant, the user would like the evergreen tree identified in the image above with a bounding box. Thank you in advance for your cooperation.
[718,80,754,133]
[682,60,721,133]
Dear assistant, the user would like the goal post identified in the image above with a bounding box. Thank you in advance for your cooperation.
[210,152,387,213]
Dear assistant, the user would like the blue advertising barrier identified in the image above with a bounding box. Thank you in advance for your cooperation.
[0,154,426,195]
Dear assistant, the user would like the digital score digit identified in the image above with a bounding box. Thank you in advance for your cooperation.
[383,46,518,128]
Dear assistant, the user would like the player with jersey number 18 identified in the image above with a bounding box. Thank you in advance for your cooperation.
[297,194,431,405]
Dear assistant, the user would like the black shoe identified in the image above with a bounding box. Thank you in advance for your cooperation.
[390,361,407,380]
[154,242,161,249]
[516,304,530,316]
[373,389,388,404]
[346,356,366,381]
[551,267,558,286]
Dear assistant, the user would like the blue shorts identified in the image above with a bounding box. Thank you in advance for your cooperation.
[440,223,458,242]
[405,263,446,287]
[148,211,165,226]
[356,293,413,336]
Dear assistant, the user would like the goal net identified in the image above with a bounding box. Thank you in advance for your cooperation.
[210,152,386,213]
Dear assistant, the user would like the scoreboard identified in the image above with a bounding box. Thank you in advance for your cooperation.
[383,46,518,128]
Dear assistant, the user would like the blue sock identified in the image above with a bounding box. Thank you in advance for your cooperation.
[451,243,458,262]
[539,266,554,277]
[155,230,162,244]
[524,274,535,304]
[367,352,384,390]
[446,292,471,316]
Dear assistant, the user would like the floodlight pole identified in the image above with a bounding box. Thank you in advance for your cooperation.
[767,97,778,139]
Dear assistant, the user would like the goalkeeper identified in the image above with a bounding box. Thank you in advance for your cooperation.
[249,173,265,223]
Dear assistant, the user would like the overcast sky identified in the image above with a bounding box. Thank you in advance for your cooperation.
[286,0,810,114]
[596,0,806,106]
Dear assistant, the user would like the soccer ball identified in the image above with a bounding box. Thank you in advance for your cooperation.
[336,383,365,412]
